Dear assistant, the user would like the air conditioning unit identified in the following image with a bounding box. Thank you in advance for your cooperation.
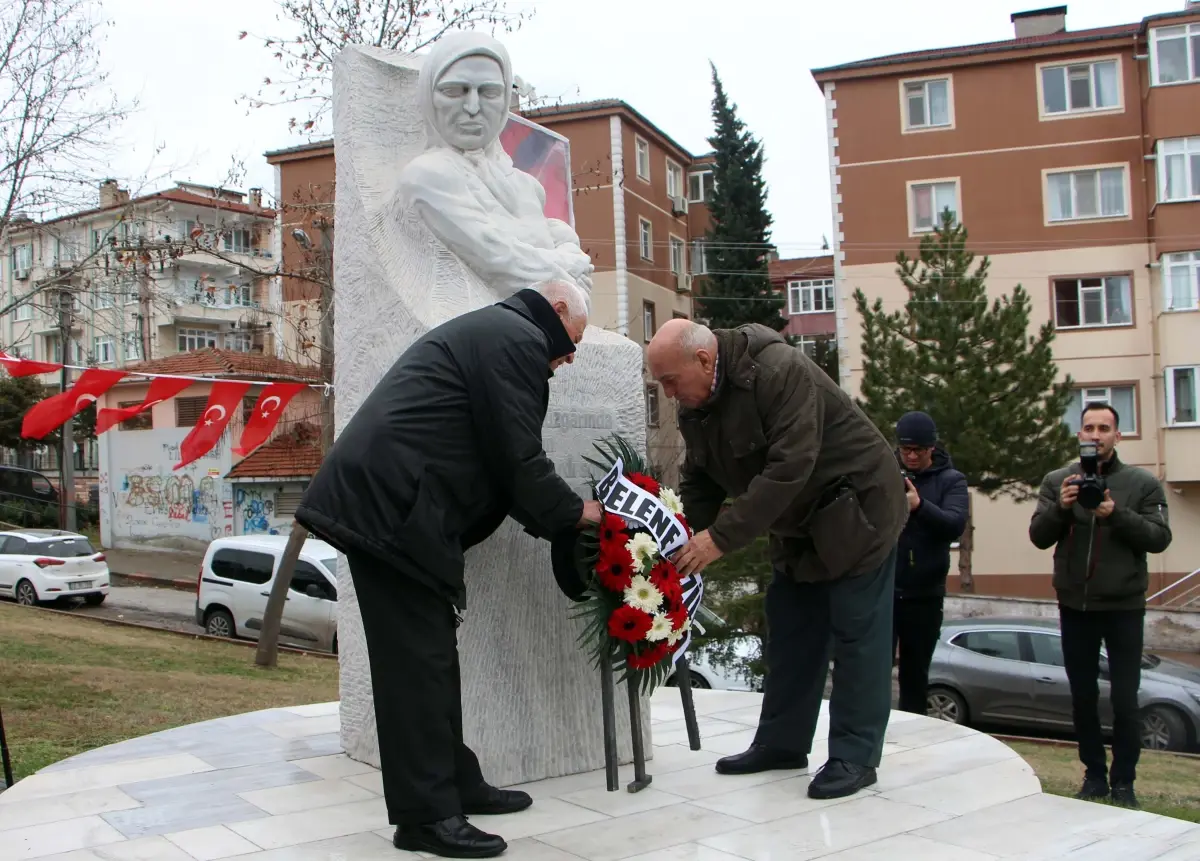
[676,273,693,293]
[670,196,688,216]
[15,268,30,280]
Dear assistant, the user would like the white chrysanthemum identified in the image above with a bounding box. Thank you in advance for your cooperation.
[659,487,684,515]
[667,618,691,646]
[623,575,664,614]
[625,532,658,573]
[646,613,673,642]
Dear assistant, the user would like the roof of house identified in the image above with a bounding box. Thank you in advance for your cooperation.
[121,349,323,383]
[769,255,835,281]
[18,186,275,231]
[520,99,700,162]
[227,436,324,480]
[811,22,1140,76]
[264,139,336,161]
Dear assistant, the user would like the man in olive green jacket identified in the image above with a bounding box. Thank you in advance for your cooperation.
[1029,402,1171,810]
[649,319,908,800]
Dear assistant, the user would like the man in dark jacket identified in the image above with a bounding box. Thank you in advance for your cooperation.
[649,319,908,801]
[891,411,968,714]
[1029,402,1171,810]
[296,281,602,859]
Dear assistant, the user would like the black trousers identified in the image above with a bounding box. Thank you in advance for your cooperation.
[347,552,485,825]
[753,546,897,767]
[892,595,944,714]
[1059,605,1144,786]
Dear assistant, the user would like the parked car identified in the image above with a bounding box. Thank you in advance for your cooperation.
[0,466,59,527]
[666,634,763,691]
[196,535,340,653]
[0,529,110,607]
[927,617,1200,751]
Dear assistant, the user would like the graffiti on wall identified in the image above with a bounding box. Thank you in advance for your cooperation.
[236,487,275,535]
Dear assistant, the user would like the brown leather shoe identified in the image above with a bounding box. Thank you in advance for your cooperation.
[393,815,507,858]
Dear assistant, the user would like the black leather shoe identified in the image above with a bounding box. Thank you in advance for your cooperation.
[1111,783,1139,808]
[715,744,808,775]
[1076,775,1109,800]
[461,784,533,815]
[807,759,877,799]
[393,815,507,858]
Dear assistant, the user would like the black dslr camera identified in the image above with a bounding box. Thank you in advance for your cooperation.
[1069,442,1106,510]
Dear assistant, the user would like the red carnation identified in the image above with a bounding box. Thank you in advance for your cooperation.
[595,542,635,592]
[608,605,653,643]
[629,472,661,496]
[628,641,670,670]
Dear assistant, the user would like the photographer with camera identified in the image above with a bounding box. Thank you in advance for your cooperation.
[1029,402,1171,809]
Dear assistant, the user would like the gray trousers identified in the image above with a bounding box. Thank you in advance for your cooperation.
[753,546,897,767]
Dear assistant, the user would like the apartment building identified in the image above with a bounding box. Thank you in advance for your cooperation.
[266,100,714,483]
[770,254,837,351]
[812,4,1200,598]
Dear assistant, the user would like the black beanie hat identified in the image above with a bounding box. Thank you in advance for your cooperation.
[896,411,937,447]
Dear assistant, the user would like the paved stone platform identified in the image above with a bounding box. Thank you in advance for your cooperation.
[3,690,1199,860]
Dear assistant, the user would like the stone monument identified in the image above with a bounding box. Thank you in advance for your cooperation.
[331,34,651,787]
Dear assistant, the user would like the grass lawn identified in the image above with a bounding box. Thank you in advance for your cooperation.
[0,603,339,782]
[1008,740,1200,823]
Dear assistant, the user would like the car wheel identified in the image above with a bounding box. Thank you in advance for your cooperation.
[15,579,38,606]
[665,671,711,690]
[205,608,235,639]
[926,686,969,724]
[1141,706,1188,752]
[83,593,106,607]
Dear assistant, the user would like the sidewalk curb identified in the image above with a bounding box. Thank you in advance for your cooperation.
[111,572,196,592]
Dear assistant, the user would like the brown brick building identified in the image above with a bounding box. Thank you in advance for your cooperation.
[812,5,1200,598]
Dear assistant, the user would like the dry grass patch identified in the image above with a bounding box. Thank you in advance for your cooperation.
[0,603,339,781]
[1009,739,1200,823]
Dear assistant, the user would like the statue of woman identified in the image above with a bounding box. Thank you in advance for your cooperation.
[396,32,594,299]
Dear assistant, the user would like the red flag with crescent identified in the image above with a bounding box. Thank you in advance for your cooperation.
[20,368,127,440]
[0,351,65,378]
[175,381,252,470]
[95,376,194,435]
[234,382,306,455]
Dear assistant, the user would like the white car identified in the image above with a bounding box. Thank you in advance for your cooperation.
[666,635,764,692]
[195,535,340,653]
[0,529,111,607]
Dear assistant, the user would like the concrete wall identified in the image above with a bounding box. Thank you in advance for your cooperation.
[231,481,305,536]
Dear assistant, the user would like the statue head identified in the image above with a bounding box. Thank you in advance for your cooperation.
[418,32,513,154]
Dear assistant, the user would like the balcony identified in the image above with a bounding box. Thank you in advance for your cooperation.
[160,284,261,326]
[173,246,276,276]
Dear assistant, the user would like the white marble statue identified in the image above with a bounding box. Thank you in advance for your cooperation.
[332,35,650,787]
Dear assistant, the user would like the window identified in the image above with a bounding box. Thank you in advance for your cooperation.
[1052,276,1132,328]
[666,160,683,201]
[96,289,114,309]
[690,240,708,275]
[1040,60,1119,116]
[15,296,32,321]
[123,332,142,362]
[1152,23,1200,85]
[118,400,152,431]
[1166,366,1198,426]
[178,327,218,352]
[902,78,951,130]
[93,337,115,364]
[10,243,32,274]
[241,395,258,424]
[225,331,253,352]
[1064,386,1137,435]
[2,537,27,555]
[210,548,275,585]
[638,218,653,261]
[91,229,105,251]
[32,536,95,558]
[1165,251,1200,311]
[1028,633,1066,667]
[176,396,208,428]
[787,279,834,315]
[227,283,253,307]
[642,300,657,342]
[291,561,335,600]
[952,630,1022,662]
[909,180,959,232]
[47,336,81,364]
[669,236,685,275]
[1158,137,1200,203]
[688,171,714,203]
[224,229,252,254]
[635,137,650,181]
[645,385,660,428]
[795,335,834,360]
[1046,166,1127,222]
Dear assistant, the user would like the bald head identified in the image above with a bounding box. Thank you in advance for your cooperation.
[648,319,719,409]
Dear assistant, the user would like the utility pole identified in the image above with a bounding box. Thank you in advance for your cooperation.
[255,221,333,667]
[57,289,76,532]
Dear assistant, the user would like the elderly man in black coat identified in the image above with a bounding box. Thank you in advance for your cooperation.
[296,280,602,859]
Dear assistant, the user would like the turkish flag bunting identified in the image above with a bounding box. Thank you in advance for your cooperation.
[235,382,306,455]
[174,381,252,470]
[95,376,194,435]
[0,351,65,378]
[21,368,127,440]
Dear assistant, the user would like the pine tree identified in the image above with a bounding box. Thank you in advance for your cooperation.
[694,64,782,330]
[853,212,1076,590]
